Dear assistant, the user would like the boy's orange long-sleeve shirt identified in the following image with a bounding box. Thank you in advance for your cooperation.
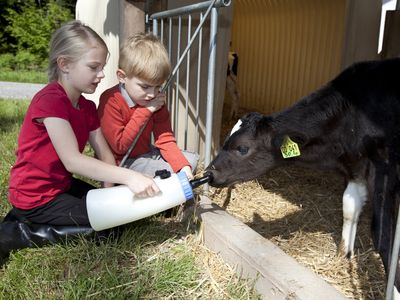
[98,84,190,172]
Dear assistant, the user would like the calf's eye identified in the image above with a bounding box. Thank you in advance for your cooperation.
[237,145,249,155]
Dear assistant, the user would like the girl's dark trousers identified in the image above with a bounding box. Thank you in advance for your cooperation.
[0,178,112,263]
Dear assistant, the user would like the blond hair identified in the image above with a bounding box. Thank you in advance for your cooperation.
[48,20,108,82]
[119,33,171,85]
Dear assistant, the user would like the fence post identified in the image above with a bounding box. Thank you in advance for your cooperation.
[204,7,218,172]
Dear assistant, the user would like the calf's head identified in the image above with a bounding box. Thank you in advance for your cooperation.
[205,112,306,187]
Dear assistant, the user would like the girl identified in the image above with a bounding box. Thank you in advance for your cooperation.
[1,20,159,260]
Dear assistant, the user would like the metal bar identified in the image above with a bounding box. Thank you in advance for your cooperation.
[386,206,400,300]
[153,18,158,36]
[162,0,218,95]
[160,18,164,43]
[145,13,149,32]
[150,0,230,20]
[168,17,172,112]
[204,7,218,173]
[184,14,192,149]
[174,16,182,133]
[195,12,203,149]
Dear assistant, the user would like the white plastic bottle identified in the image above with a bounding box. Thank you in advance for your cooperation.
[86,172,193,231]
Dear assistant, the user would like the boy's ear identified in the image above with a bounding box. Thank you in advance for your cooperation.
[116,69,126,83]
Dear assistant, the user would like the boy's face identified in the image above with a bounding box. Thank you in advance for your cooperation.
[118,71,162,106]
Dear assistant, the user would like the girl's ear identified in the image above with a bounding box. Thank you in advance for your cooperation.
[56,56,69,73]
[116,69,126,83]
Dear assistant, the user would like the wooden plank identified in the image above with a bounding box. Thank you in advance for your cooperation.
[197,195,348,300]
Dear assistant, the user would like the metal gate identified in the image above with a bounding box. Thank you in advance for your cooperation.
[147,0,231,168]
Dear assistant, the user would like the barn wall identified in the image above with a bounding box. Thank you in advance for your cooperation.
[230,0,346,114]
[76,0,146,105]
[230,0,380,114]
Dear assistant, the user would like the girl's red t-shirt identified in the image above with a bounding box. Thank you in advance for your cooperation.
[8,82,100,209]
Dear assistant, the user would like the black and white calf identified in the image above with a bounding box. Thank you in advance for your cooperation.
[206,58,400,298]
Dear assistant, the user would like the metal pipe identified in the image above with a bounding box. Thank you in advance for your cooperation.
[386,206,400,300]
[174,16,182,133]
[150,0,230,20]
[184,14,192,149]
[153,18,158,36]
[160,18,164,43]
[168,17,172,112]
[204,7,218,179]
[195,12,203,149]
[162,0,218,94]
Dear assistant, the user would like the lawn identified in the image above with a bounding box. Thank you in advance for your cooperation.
[0,70,47,84]
[0,98,261,299]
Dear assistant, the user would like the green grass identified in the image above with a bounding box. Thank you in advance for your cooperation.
[0,98,261,300]
[0,99,30,216]
[0,70,47,84]
[0,223,207,299]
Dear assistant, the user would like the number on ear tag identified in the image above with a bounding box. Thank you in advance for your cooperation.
[280,136,301,158]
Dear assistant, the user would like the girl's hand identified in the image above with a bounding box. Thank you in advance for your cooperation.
[146,93,166,113]
[127,172,160,198]
[43,118,160,195]
[102,182,114,188]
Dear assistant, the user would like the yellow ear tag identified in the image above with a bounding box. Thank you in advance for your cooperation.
[280,136,301,158]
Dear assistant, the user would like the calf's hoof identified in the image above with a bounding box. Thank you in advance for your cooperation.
[338,239,353,259]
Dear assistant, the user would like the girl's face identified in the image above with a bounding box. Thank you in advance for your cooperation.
[64,46,108,95]
[121,76,161,106]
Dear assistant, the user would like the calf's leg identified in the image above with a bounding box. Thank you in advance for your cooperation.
[340,180,367,258]
[226,74,240,120]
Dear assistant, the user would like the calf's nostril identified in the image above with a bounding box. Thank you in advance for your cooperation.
[206,164,216,170]
[204,171,214,180]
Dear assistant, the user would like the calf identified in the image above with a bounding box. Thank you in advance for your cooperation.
[206,58,400,298]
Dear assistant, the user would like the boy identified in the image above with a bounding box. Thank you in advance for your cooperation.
[98,33,198,179]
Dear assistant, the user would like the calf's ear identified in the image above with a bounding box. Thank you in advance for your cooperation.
[288,132,308,146]
[272,132,308,151]
[254,116,273,136]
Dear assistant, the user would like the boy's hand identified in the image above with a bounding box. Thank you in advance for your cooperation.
[180,166,194,180]
[145,93,166,113]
